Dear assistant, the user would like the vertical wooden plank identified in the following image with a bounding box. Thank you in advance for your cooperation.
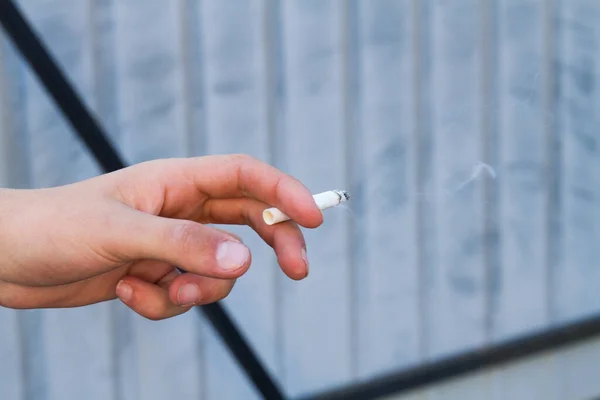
[0,30,26,400]
[17,0,101,188]
[16,1,115,399]
[91,0,120,144]
[487,1,562,396]
[182,0,207,159]
[554,1,600,397]
[113,0,189,165]
[0,309,24,400]
[554,0,600,323]
[201,324,261,400]
[343,0,366,384]
[132,313,203,400]
[198,1,274,398]
[0,30,31,190]
[110,301,138,400]
[413,1,434,399]
[112,1,203,399]
[42,306,114,400]
[423,0,493,391]
[494,0,548,341]
[18,310,48,400]
[279,0,351,395]
[415,0,433,366]
[425,0,488,359]
[354,0,420,379]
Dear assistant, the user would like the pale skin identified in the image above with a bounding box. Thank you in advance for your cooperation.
[0,154,323,320]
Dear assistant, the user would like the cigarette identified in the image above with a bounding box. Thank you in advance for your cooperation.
[262,189,350,225]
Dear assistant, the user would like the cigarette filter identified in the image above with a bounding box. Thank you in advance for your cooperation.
[262,189,350,225]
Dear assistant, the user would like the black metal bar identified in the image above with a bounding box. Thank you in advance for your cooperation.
[202,303,285,399]
[0,0,124,173]
[297,314,600,400]
[0,2,285,399]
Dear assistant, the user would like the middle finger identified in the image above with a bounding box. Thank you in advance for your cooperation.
[201,197,309,280]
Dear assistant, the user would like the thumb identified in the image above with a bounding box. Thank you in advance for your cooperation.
[110,207,252,279]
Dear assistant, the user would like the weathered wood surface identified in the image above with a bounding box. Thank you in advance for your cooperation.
[1,1,600,399]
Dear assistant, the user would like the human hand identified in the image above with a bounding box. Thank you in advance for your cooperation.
[0,154,323,320]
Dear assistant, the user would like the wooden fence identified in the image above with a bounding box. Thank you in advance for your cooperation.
[1,1,600,399]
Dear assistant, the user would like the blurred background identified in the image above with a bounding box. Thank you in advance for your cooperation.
[1,0,600,399]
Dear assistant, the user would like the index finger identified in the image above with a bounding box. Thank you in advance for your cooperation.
[190,154,324,229]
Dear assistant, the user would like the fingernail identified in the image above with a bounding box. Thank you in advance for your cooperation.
[216,241,250,271]
[177,282,201,307]
[301,248,309,277]
[116,280,132,302]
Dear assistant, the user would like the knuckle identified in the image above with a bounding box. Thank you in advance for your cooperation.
[271,175,284,202]
[213,227,243,242]
[170,221,203,257]
[231,153,254,164]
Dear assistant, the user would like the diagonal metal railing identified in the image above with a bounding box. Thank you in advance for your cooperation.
[298,313,600,399]
[4,1,600,399]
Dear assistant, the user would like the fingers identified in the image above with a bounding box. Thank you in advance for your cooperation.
[115,277,188,320]
[188,155,324,229]
[210,227,243,242]
[203,198,309,280]
[166,272,236,307]
[111,206,252,280]
[0,266,127,309]
[115,272,235,320]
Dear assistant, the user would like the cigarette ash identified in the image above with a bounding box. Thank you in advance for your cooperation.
[333,189,351,202]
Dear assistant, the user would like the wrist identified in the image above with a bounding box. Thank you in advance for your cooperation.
[0,188,18,279]
[0,188,44,282]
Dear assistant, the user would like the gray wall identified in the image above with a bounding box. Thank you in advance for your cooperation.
[1,0,600,399]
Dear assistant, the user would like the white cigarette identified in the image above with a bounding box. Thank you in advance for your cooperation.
[262,189,350,225]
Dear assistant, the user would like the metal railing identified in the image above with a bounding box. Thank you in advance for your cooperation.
[3,1,600,399]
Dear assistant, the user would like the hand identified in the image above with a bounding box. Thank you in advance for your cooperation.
[0,154,323,320]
